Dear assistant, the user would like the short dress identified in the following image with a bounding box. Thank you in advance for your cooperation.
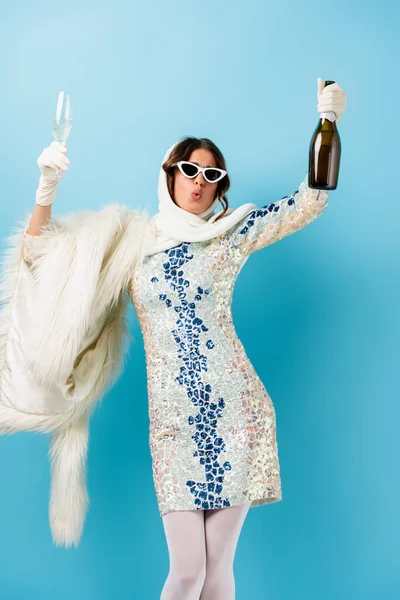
[127,174,329,515]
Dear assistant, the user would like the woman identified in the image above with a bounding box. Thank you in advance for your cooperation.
[1,78,346,599]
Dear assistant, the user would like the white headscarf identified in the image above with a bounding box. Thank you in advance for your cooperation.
[145,140,257,256]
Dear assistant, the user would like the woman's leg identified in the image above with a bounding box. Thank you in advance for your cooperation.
[160,509,207,600]
[199,502,252,600]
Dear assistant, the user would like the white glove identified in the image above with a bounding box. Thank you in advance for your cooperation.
[35,141,70,206]
[317,77,347,124]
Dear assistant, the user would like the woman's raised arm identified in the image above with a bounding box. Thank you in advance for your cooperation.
[23,141,69,263]
[227,173,330,257]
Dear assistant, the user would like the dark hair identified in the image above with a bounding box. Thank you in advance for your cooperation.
[161,136,231,222]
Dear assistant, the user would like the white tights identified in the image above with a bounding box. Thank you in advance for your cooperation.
[160,501,251,600]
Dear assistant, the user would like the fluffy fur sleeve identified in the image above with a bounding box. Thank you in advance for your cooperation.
[0,203,154,547]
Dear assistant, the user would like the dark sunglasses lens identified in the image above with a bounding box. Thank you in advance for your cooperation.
[205,169,221,182]
[181,163,199,177]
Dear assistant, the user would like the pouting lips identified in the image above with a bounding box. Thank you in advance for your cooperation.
[191,192,202,200]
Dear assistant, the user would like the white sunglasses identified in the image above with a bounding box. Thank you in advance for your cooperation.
[173,160,227,184]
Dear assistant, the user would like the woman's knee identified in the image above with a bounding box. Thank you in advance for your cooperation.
[174,563,206,588]
[170,547,206,583]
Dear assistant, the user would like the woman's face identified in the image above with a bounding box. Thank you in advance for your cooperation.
[172,148,219,214]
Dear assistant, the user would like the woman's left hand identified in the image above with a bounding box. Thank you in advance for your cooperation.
[317,77,347,123]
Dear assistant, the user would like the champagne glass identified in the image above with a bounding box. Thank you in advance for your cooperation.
[49,91,73,180]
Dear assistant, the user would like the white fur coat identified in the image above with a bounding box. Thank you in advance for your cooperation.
[0,204,155,548]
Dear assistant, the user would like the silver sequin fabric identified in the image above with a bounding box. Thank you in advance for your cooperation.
[128,175,329,516]
[22,174,329,516]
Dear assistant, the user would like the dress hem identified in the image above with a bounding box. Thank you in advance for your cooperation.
[158,492,283,516]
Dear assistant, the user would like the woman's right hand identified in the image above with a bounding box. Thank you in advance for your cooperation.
[36,141,70,206]
[37,141,69,179]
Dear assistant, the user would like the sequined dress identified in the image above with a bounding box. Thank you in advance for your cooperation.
[127,175,329,515]
[23,174,329,516]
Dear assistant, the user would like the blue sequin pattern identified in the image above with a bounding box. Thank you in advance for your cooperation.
[159,243,232,510]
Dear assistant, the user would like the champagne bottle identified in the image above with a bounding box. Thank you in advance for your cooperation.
[308,79,341,190]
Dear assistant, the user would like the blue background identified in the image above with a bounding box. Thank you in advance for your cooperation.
[0,0,399,598]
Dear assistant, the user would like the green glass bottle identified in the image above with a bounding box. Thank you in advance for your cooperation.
[308,79,341,190]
